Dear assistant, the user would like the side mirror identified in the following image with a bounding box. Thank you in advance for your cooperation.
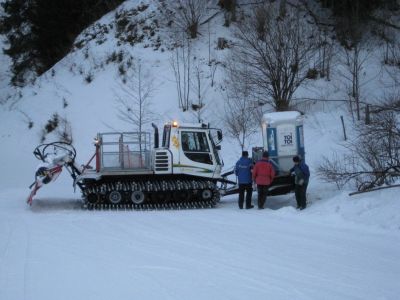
[217,130,223,141]
[215,145,221,150]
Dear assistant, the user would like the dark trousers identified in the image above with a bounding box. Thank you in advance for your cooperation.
[257,185,269,209]
[238,183,253,208]
[295,183,308,208]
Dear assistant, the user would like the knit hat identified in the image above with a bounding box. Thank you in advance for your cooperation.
[242,151,249,157]
[262,151,269,158]
[293,155,300,162]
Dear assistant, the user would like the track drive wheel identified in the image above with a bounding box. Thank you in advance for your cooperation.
[87,193,100,205]
[131,191,146,205]
[108,191,123,204]
[199,189,213,201]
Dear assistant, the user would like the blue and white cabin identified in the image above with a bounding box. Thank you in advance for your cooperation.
[262,111,305,174]
[249,111,304,195]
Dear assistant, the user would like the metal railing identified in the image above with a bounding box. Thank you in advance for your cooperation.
[99,132,151,171]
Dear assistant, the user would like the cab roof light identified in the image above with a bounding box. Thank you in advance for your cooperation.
[172,121,179,127]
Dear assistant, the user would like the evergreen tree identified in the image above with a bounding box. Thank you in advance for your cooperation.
[318,0,397,47]
[0,0,124,86]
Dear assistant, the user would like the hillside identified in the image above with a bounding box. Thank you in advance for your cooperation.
[1,0,397,187]
[0,1,399,299]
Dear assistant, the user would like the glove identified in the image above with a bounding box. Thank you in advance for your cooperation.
[252,182,257,190]
[298,179,304,186]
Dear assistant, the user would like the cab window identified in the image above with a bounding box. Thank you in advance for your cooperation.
[162,125,171,147]
[181,131,212,164]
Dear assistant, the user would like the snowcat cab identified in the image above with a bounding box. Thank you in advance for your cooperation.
[159,121,223,179]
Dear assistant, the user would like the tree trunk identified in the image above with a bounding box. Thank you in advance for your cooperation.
[189,23,198,39]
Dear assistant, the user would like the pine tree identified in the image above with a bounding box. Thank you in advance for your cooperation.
[0,0,124,86]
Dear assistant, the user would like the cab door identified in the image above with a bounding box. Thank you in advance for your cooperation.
[175,130,217,177]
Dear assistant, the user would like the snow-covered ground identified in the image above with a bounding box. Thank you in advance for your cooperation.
[0,188,399,300]
[1,1,399,299]
[1,182,400,300]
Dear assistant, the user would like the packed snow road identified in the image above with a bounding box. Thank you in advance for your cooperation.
[0,188,399,300]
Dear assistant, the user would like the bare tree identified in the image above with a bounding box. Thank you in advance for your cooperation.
[170,39,210,118]
[387,39,400,68]
[317,26,334,80]
[338,41,371,121]
[335,0,373,121]
[318,96,400,191]
[39,113,73,144]
[170,38,191,112]
[223,63,259,150]
[55,116,73,144]
[231,2,318,111]
[206,21,220,88]
[190,62,209,122]
[383,36,400,86]
[374,12,398,69]
[167,0,211,39]
[295,0,335,80]
[115,60,155,135]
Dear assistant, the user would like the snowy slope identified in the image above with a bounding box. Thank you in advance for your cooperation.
[0,1,399,299]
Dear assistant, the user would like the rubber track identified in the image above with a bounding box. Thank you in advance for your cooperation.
[82,200,217,211]
[81,179,220,211]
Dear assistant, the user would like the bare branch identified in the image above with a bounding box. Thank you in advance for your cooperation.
[170,38,191,112]
[223,61,260,150]
[230,2,318,111]
[318,96,400,191]
[114,60,156,133]
[165,0,212,39]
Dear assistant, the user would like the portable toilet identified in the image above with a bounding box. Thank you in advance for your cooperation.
[262,111,304,174]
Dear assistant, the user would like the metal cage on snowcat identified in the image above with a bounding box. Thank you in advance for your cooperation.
[97,132,152,171]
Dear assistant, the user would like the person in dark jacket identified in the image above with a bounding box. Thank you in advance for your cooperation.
[252,151,275,209]
[234,151,254,209]
[290,155,310,210]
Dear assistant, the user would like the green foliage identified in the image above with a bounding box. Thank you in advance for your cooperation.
[0,0,124,86]
[318,0,399,47]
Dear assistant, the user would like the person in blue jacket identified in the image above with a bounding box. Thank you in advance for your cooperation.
[235,151,254,209]
[290,155,310,210]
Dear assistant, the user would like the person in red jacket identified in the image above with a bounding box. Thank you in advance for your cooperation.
[252,151,275,209]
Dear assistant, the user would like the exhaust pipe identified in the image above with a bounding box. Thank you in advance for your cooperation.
[151,123,159,148]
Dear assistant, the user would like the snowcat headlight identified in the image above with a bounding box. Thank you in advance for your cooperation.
[172,121,179,127]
